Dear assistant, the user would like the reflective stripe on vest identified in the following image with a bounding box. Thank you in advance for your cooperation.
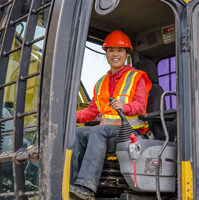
[117,70,138,103]
[102,114,149,129]
[95,74,107,111]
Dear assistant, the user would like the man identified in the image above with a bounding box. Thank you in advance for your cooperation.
[69,30,152,200]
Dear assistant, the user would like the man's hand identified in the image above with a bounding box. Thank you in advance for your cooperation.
[108,99,124,112]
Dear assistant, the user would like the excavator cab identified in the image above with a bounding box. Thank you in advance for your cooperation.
[0,0,198,200]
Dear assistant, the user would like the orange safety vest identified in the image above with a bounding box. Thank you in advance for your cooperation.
[94,69,152,129]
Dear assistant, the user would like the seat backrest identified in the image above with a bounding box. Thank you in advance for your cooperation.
[134,58,163,111]
[134,58,166,140]
[133,58,159,84]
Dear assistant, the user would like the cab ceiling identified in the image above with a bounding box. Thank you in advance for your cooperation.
[90,0,174,38]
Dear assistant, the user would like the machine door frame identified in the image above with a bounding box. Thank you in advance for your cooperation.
[188,0,199,199]
[41,0,199,199]
[161,0,199,199]
[39,0,93,199]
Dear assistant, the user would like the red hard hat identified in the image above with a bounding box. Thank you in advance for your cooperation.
[102,30,133,52]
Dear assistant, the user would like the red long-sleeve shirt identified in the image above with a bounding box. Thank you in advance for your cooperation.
[77,65,146,123]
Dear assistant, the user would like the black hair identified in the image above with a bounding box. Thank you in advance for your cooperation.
[126,48,131,54]
[105,47,131,54]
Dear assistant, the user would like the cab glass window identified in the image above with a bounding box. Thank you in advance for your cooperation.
[81,41,109,99]
[0,0,53,198]
[157,56,176,109]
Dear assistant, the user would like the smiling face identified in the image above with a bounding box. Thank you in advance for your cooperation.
[106,47,128,74]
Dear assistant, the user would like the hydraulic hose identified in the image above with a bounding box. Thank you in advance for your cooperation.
[156,91,176,200]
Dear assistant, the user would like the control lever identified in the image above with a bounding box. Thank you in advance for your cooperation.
[109,97,129,126]
[109,97,135,142]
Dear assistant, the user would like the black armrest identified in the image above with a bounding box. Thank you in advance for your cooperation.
[138,109,177,121]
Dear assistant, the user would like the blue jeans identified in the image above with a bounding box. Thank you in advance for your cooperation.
[70,125,120,193]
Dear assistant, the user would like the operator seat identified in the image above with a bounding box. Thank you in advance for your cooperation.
[134,58,166,140]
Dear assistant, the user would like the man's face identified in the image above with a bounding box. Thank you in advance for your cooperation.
[106,47,128,73]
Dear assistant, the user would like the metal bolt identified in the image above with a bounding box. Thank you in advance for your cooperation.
[9,20,14,26]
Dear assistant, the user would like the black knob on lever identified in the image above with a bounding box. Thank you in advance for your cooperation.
[109,97,129,126]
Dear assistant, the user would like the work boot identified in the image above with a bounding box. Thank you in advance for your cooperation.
[69,185,95,200]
